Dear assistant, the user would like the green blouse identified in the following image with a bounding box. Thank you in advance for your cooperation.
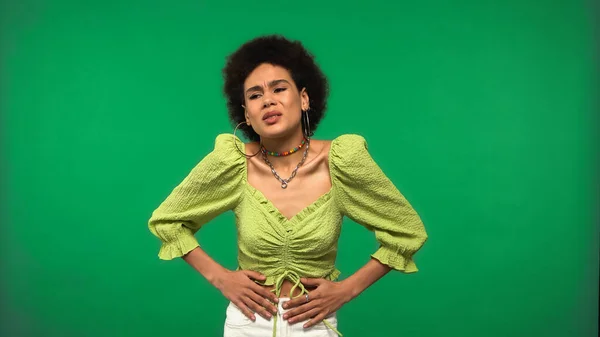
[148,133,427,334]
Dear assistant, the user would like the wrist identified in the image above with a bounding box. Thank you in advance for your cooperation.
[339,278,361,302]
[208,267,229,290]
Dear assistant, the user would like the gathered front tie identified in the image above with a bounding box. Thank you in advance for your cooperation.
[269,270,342,337]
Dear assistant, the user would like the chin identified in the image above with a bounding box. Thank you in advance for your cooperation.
[258,127,298,140]
[258,131,286,140]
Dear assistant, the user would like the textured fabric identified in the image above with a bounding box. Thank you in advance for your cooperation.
[148,132,427,279]
[224,298,338,337]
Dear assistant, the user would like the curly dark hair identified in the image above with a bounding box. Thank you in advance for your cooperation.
[222,35,329,142]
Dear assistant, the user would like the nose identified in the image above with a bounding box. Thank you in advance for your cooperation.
[262,92,276,108]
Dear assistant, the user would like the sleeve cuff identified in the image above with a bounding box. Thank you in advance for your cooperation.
[371,246,419,273]
[156,226,200,260]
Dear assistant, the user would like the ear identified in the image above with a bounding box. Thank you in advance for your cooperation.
[300,88,310,111]
[243,106,251,125]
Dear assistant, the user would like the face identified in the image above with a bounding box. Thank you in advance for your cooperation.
[242,63,309,140]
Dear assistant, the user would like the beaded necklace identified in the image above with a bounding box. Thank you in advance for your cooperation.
[260,137,307,157]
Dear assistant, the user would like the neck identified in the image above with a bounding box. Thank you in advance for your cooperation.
[260,131,308,168]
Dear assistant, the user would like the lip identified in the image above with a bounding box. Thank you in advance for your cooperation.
[262,111,282,120]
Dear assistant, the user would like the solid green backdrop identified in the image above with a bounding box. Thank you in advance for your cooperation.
[1,0,598,336]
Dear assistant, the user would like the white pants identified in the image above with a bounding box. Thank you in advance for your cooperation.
[223,298,338,337]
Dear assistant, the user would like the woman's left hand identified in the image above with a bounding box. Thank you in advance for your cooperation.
[281,278,354,328]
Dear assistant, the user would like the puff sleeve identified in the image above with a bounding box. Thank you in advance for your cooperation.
[148,134,245,260]
[330,135,427,272]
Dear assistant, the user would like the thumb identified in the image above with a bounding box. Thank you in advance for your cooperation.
[242,270,266,281]
[301,278,324,286]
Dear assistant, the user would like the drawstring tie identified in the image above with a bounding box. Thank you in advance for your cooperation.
[270,271,342,337]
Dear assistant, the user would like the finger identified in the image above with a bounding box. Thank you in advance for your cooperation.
[246,290,276,317]
[234,300,256,321]
[304,312,328,328]
[249,288,278,314]
[283,292,314,309]
[243,270,266,281]
[300,278,324,287]
[283,302,315,321]
[249,282,279,305]
[288,307,321,325]
[242,294,272,320]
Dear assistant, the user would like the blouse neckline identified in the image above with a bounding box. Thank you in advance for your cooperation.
[234,134,339,223]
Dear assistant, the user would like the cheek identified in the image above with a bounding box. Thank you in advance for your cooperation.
[283,92,300,105]
[245,104,262,120]
[246,110,262,122]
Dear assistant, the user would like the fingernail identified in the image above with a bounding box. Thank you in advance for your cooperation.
[283,314,287,319]
[274,298,279,303]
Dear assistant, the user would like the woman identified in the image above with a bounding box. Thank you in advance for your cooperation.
[148,35,428,337]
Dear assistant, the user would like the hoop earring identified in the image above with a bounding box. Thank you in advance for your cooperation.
[233,121,261,158]
[302,109,312,139]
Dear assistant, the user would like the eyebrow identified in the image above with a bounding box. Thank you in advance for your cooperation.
[245,79,291,95]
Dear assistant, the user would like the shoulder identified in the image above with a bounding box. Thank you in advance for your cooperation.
[328,133,383,177]
[213,133,242,151]
[329,134,369,160]
[215,133,266,157]
[331,134,367,145]
[327,134,373,176]
[198,133,247,167]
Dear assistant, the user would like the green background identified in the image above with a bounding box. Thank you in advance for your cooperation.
[1,0,598,336]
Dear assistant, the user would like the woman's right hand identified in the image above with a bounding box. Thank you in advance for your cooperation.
[215,270,279,321]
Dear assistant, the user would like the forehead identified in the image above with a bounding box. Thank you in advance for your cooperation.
[244,63,295,89]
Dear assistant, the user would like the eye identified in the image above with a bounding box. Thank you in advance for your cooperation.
[249,93,261,100]
[274,87,287,93]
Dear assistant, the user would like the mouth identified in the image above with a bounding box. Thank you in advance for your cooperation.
[262,111,282,120]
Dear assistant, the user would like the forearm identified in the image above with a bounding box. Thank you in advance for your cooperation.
[182,246,228,288]
[341,258,391,299]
